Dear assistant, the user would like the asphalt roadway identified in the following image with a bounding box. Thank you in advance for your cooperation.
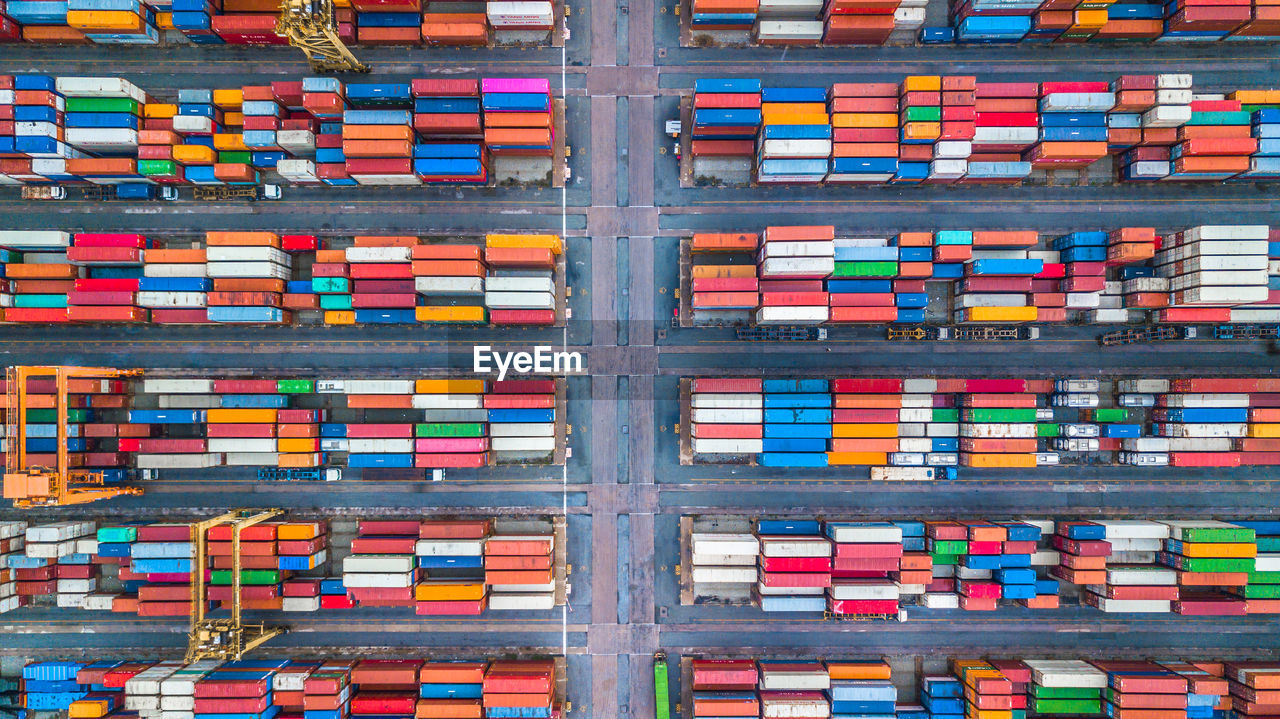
[2,10,1280,719]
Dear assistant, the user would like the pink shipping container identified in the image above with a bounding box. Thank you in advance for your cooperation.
[213,379,279,393]
[415,453,489,468]
[414,438,489,453]
[345,423,412,438]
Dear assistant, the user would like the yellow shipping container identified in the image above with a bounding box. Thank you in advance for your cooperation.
[415,582,486,601]
[325,310,356,325]
[277,437,320,453]
[277,453,321,469]
[224,112,245,127]
[416,305,486,323]
[903,75,942,92]
[1248,424,1280,438]
[964,306,1037,323]
[966,710,1012,719]
[416,379,486,394]
[207,408,278,423]
[70,700,111,719]
[832,423,899,438]
[173,144,216,164]
[67,10,142,29]
[963,453,1038,468]
[278,522,323,540]
[831,113,898,128]
[487,233,563,254]
[761,108,830,125]
[901,122,941,140]
[1072,9,1108,27]
[213,133,249,152]
[144,103,178,119]
[212,89,244,110]
[1179,542,1257,558]
[691,265,756,279]
[826,451,888,465]
[155,11,174,28]
[826,662,891,680]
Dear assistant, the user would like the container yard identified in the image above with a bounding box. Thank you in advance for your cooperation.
[1,0,1279,714]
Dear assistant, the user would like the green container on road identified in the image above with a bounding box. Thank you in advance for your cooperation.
[416,423,485,438]
[65,97,140,114]
[277,380,314,394]
[211,569,279,585]
[320,294,353,310]
[833,261,898,278]
[904,106,941,122]
[1091,408,1128,422]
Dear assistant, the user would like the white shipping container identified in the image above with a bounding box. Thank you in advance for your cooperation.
[0,231,71,251]
[207,438,276,453]
[755,21,825,40]
[759,139,833,158]
[205,246,290,264]
[485,276,555,293]
[485,291,555,309]
[415,539,484,556]
[144,264,208,278]
[1157,73,1193,89]
[412,393,484,410]
[487,1,554,26]
[137,292,207,308]
[347,438,414,453]
[759,240,836,259]
[691,566,757,583]
[224,452,280,466]
[1107,566,1177,585]
[1090,598,1173,613]
[205,261,291,279]
[829,580,899,601]
[691,551,757,566]
[1041,92,1115,112]
[871,467,935,481]
[692,438,764,454]
[341,571,414,588]
[1141,105,1191,127]
[416,276,485,295]
[692,393,764,409]
[759,256,835,278]
[691,533,759,555]
[755,306,828,325]
[1154,88,1193,104]
[491,436,556,452]
[66,128,139,149]
[345,379,414,394]
[57,77,147,101]
[923,592,960,609]
[486,592,557,610]
[82,594,116,611]
[1118,379,1170,393]
[136,453,225,468]
[1162,393,1250,408]
[934,140,972,159]
[488,423,555,437]
[760,670,831,691]
[760,537,831,557]
[342,554,414,573]
[957,293,1029,308]
[1184,224,1271,241]
[345,246,412,263]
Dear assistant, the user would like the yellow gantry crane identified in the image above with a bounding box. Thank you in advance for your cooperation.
[276,0,370,73]
[3,365,144,507]
[187,509,288,663]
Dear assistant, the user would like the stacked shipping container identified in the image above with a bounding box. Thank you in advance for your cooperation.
[686,75,1280,184]
[0,75,559,187]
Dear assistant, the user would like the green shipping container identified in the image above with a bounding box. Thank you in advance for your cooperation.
[932,408,959,423]
[1258,538,1280,552]
[65,97,141,114]
[97,527,137,543]
[1236,584,1280,599]
[930,540,967,554]
[276,380,314,394]
[1090,408,1128,422]
[1032,686,1101,699]
[1032,699,1101,714]
[833,261,898,278]
[138,160,178,177]
[320,294,353,310]
[904,106,941,122]
[1178,527,1255,543]
[1037,423,1060,437]
[1174,557,1254,573]
[210,569,279,585]
[1248,570,1280,584]
[966,408,1038,423]
[27,408,90,423]
[219,151,253,164]
[930,553,961,566]
[14,295,67,309]
[416,423,485,438]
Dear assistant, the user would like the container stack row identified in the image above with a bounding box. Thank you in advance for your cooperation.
[691,658,896,719]
[689,517,1280,615]
[0,373,562,473]
[687,224,1280,325]
[8,517,559,616]
[687,375,1280,473]
[21,658,562,719]
[941,0,1280,43]
[0,0,554,46]
[0,75,557,187]
[0,231,564,326]
[687,75,1280,184]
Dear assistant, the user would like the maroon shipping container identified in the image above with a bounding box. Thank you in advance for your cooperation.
[350,536,417,554]
[489,309,556,325]
[136,438,207,453]
[152,309,213,324]
[691,659,757,690]
[411,78,480,97]
[192,679,270,699]
[357,520,421,536]
[693,378,762,393]
[758,280,824,292]
[1105,584,1180,601]
[348,586,414,602]
[137,524,192,541]
[283,580,321,597]
[206,585,279,601]
[963,277,1032,293]
[351,293,416,308]
[758,556,832,572]
[351,659,424,685]
[279,409,320,422]
[833,378,904,393]
[491,379,554,394]
[349,263,412,280]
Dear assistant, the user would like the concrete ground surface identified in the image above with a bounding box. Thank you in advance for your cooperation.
[1,3,1280,718]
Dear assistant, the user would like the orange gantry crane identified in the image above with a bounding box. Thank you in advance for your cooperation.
[3,365,145,507]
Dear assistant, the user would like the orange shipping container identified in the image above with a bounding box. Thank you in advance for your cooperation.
[21,25,89,42]
[765,225,835,242]
[412,245,484,260]
[485,569,552,585]
[342,139,415,157]
[346,394,414,409]
[145,249,207,263]
[342,125,415,141]
[4,264,79,279]
[827,451,889,465]
[691,265,755,279]
[66,158,136,175]
[962,453,1038,468]
[972,230,1037,247]
[356,235,418,247]
[414,700,482,719]
[205,232,281,247]
[420,662,487,684]
[484,128,552,146]
[485,247,554,268]
[482,112,553,129]
[410,259,486,276]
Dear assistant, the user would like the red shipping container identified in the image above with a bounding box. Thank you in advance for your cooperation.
[415,599,486,615]
[758,556,832,572]
[415,452,489,468]
[828,599,898,614]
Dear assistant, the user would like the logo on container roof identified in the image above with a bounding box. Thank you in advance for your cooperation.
[473,345,584,382]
